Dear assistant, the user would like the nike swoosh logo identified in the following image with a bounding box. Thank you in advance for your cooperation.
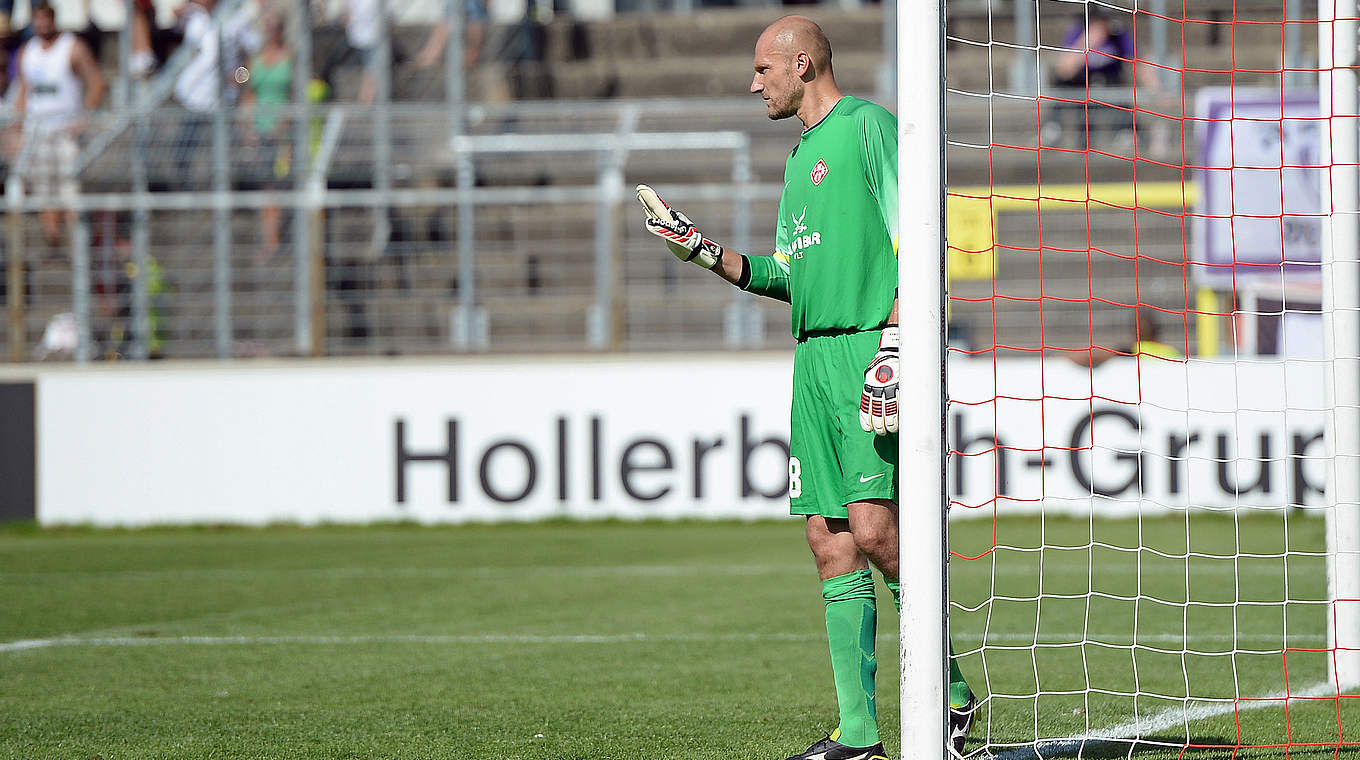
[859,473,886,483]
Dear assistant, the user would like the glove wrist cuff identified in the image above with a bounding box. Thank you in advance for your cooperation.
[878,326,900,351]
[694,239,723,270]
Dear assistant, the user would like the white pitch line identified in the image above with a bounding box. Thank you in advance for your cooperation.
[6,635,1344,758]
[988,682,1338,760]
[1,631,1329,654]
[956,632,1328,646]
[0,631,832,653]
[0,564,813,582]
[0,559,1302,581]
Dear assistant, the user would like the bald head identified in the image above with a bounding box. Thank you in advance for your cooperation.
[751,15,840,124]
[757,15,833,77]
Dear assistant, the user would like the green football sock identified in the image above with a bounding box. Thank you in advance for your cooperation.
[949,640,972,709]
[823,569,879,748]
[884,575,901,612]
[883,575,972,708]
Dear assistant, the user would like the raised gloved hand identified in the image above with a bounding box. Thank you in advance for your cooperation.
[636,184,723,270]
[860,326,899,435]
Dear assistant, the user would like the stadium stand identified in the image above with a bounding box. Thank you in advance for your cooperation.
[0,1,1315,361]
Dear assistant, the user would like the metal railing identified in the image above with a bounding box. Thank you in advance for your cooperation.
[0,100,786,362]
[0,94,1207,363]
[0,0,1303,363]
[447,118,758,350]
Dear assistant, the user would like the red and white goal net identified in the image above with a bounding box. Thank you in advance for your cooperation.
[940,0,1360,755]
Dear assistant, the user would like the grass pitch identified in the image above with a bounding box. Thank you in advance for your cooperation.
[1,515,1354,759]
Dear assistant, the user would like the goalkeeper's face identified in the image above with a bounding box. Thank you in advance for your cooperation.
[751,45,803,121]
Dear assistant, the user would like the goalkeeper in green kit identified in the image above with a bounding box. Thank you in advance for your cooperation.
[636,15,974,760]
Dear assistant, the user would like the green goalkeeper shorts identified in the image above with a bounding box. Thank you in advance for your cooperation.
[789,328,898,518]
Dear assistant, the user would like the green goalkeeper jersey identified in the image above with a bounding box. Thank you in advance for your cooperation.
[743,96,898,340]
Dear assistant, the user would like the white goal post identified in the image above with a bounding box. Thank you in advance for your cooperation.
[900,0,1360,756]
[1319,0,1360,693]
[896,0,948,756]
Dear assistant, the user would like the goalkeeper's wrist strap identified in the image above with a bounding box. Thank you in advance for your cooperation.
[737,255,752,288]
[693,238,724,270]
[879,326,899,351]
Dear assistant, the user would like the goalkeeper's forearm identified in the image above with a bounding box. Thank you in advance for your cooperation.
[709,248,748,287]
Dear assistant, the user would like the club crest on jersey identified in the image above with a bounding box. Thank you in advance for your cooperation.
[810,158,828,186]
[792,206,808,234]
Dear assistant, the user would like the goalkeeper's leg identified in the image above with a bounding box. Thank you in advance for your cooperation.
[853,502,975,756]
[805,516,885,753]
[883,575,976,754]
[879,577,973,707]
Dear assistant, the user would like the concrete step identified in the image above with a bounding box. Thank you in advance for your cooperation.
[549,50,882,99]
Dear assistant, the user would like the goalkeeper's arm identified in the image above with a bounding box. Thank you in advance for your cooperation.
[635,184,752,288]
[694,241,748,287]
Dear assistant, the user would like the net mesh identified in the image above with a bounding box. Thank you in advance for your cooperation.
[944,0,1359,755]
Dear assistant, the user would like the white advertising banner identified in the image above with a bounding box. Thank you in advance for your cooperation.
[950,357,1327,516]
[37,356,796,526]
[33,356,1329,526]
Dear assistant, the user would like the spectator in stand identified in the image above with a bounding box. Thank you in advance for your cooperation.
[74,0,108,65]
[1052,7,1132,89]
[171,0,220,186]
[129,0,157,77]
[242,8,292,264]
[171,0,262,179]
[1068,308,1184,367]
[326,0,382,105]
[93,211,167,360]
[1043,7,1160,148]
[410,0,487,74]
[498,4,551,100]
[221,4,261,95]
[0,24,19,100]
[12,2,105,250]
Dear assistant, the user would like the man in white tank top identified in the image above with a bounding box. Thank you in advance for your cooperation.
[13,3,106,249]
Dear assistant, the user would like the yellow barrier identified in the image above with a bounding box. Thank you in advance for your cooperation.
[946,180,1220,357]
[946,181,1201,281]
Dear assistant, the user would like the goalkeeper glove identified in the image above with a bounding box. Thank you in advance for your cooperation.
[636,184,723,270]
[860,327,899,435]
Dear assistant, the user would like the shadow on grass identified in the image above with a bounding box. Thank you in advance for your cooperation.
[987,736,1360,760]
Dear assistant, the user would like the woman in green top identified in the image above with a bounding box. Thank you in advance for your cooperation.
[242,10,293,264]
